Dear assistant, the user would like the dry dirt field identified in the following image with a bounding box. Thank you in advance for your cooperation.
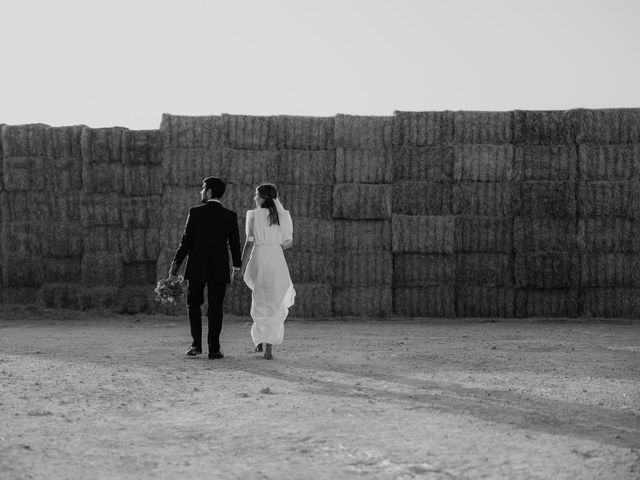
[0,305,639,479]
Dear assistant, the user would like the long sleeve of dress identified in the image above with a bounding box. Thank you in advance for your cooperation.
[281,210,293,242]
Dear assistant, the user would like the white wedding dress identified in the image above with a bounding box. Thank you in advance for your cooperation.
[243,207,296,345]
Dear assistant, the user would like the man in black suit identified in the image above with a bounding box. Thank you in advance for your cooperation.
[169,177,242,359]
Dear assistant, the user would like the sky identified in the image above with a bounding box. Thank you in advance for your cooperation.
[1,0,639,129]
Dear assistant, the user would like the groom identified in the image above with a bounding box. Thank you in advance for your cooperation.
[169,177,242,359]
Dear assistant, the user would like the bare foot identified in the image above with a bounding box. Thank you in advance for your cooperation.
[264,343,273,360]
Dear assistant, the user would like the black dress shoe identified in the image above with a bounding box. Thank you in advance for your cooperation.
[185,346,202,356]
[208,351,224,359]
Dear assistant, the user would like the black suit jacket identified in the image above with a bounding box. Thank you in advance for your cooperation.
[171,201,242,283]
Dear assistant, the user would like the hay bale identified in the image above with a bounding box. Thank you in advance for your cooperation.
[33,193,81,223]
[332,183,391,220]
[281,115,334,150]
[453,111,514,144]
[122,228,160,263]
[1,287,40,304]
[124,164,162,196]
[0,191,32,221]
[83,227,125,254]
[334,252,392,286]
[123,130,161,165]
[581,218,640,252]
[160,114,226,149]
[162,185,203,220]
[334,220,391,252]
[515,181,577,217]
[454,216,512,253]
[1,124,49,157]
[393,146,453,181]
[513,145,578,180]
[223,114,283,150]
[515,289,580,318]
[3,156,46,191]
[81,253,125,287]
[82,162,124,193]
[392,181,451,215]
[456,253,511,286]
[333,286,392,317]
[3,255,44,287]
[44,258,82,283]
[577,181,640,218]
[80,193,121,227]
[223,149,279,185]
[393,286,455,317]
[283,250,334,283]
[38,283,80,309]
[335,114,393,149]
[335,148,392,184]
[452,182,513,216]
[392,215,454,254]
[278,150,335,185]
[162,148,226,186]
[513,110,572,145]
[578,144,640,180]
[393,253,455,286]
[80,127,127,164]
[78,286,122,312]
[581,254,640,287]
[392,111,454,147]
[1,221,42,255]
[456,287,515,317]
[124,261,157,285]
[48,156,83,191]
[514,217,580,252]
[453,145,514,181]
[571,108,640,144]
[121,196,161,228]
[48,126,84,158]
[514,253,580,288]
[288,283,333,318]
[41,222,84,258]
[119,285,155,314]
[583,288,640,318]
[291,218,334,252]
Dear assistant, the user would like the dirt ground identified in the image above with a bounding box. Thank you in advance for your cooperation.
[0,305,639,479]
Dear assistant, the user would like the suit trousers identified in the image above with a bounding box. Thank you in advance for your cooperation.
[187,280,227,353]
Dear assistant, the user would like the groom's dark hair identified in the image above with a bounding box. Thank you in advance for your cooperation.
[203,177,226,198]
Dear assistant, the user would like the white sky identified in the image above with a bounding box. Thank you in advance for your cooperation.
[1,0,639,129]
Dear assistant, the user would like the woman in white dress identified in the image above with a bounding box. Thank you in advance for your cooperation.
[238,184,295,359]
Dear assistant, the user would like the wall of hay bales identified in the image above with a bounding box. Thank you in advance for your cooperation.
[1,109,639,318]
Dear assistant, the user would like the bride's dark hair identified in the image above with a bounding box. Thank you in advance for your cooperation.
[257,184,280,226]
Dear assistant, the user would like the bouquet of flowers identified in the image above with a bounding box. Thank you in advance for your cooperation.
[154,276,185,305]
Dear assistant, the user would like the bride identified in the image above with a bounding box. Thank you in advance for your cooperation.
[237,184,296,359]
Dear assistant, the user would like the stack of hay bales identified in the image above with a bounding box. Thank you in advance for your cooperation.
[391,112,455,317]
[158,115,227,314]
[453,111,515,317]
[332,115,393,317]
[574,109,640,317]
[79,127,127,310]
[38,126,84,308]
[1,125,46,303]
[1,124,84,304]
[120,130,162,313]
[280,116,335,317]
[220,114,282,316]
[512,111,580,317]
